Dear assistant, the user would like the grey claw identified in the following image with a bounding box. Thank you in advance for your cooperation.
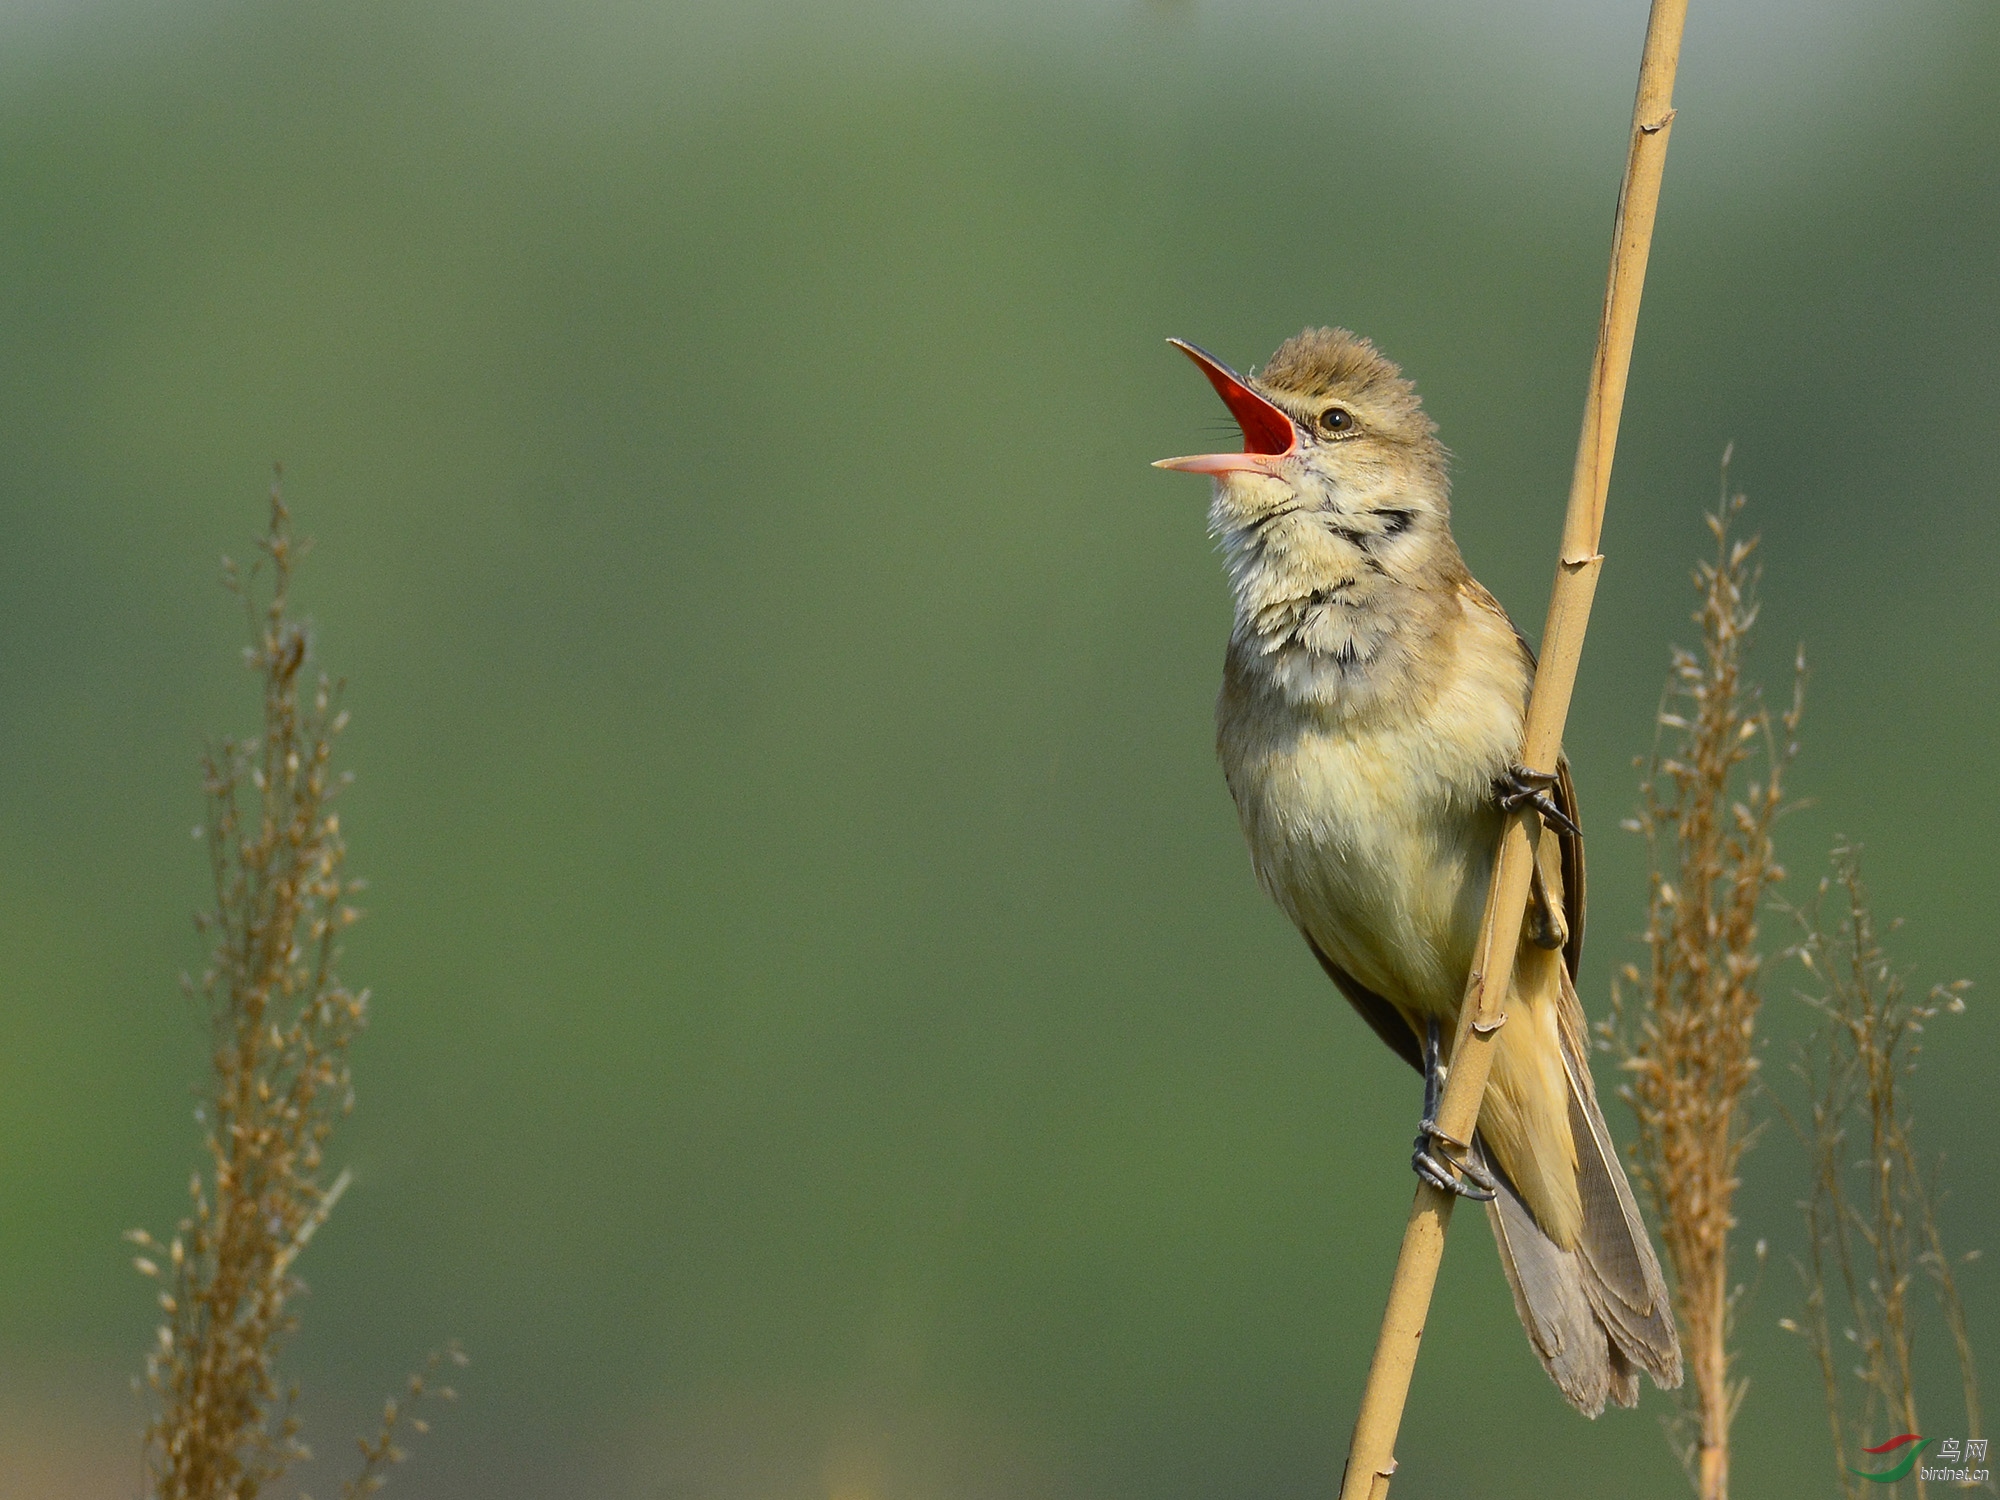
[1412,1015,1498,1200]
[1495,763,1580,838]
[1412,1135,1498,1202]
[1413,1145,1460,1195]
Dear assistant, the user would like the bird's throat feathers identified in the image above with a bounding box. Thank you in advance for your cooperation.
[1212,466,1466,719]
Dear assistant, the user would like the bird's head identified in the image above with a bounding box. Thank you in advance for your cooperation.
[1156,328,1461,690]
[1156,326,1449,546]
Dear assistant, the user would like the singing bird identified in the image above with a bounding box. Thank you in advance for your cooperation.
[1156,328,1680,1415]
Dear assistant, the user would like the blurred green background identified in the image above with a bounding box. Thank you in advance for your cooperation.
[3,1,1998,1495]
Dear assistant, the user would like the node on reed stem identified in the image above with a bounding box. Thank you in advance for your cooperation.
[1781,847,1982,1500]
[1605,462,1804,1500]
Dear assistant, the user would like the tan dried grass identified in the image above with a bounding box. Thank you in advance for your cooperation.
[1783,848,1984,1499]
[128,483,453,1499]
[1607,465,1804,1500]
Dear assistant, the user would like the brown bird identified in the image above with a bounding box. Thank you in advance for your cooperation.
[1156,328,1680,1415]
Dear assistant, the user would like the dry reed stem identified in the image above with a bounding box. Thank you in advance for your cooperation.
[1781,848,1983,1499]
[1607,468,1804,1500]
[1337,6,1688,1493]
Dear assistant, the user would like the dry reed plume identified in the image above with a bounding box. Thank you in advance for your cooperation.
[1607,466,1805,1500]
[1782,847,1983,1499]
[341,1343,467,1499]
[128,484,452,1498]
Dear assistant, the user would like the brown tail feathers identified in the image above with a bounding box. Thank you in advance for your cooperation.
[1476,968,1681,1416]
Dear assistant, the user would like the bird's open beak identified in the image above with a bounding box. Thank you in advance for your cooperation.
[1153,339,1300,475]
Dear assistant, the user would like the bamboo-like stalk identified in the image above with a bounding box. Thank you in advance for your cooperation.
[1337,5,1688,1496]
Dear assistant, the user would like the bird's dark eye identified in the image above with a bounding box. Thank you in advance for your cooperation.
[1318,407,1354,435]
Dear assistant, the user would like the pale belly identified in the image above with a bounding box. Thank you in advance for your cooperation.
[1228,710,1508,1019]
[1217,606,1530,1021]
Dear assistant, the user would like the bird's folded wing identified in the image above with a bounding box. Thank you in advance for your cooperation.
[1555,754,1586,980]
[1303,933,1423,1075]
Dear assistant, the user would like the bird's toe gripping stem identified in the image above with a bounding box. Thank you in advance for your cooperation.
[1411,1017,1498,1202]
[1494,762,1580,839]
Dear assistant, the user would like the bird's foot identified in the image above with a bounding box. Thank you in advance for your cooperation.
[1494,762,1580,838]
[1413,1129,1498,1201]
[1411,1017,1498,1201]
